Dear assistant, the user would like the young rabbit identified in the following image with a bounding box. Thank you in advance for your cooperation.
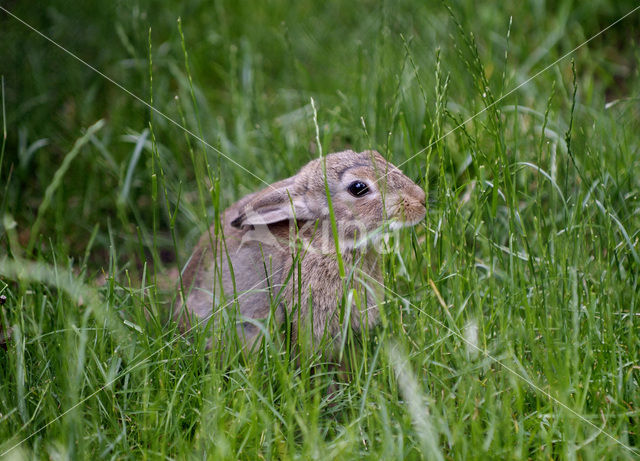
[175,150,425,356]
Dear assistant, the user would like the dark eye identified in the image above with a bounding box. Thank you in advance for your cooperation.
[348,180,370,197]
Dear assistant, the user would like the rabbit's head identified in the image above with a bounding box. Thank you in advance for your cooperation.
[231,150,426,249]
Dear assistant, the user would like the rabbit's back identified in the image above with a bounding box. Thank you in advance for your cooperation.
[176,201,288,343]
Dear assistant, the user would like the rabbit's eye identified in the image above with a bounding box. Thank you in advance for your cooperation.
[348,180,370,197]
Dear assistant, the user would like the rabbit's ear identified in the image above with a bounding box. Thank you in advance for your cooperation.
[231,179,315,228]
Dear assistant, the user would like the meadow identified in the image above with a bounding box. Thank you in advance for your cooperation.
[0,0,639,458]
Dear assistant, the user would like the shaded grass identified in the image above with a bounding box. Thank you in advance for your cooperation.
[1,0,640,458]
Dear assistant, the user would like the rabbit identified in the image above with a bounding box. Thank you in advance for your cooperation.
[175,150,426,357]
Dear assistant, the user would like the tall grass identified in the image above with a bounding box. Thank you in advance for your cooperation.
[1,0,639,458]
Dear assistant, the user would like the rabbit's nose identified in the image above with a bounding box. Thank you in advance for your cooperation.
[414,186,426,206]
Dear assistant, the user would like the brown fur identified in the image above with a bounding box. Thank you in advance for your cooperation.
[175,150,426,355]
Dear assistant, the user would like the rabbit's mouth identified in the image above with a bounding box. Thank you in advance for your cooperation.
[386,202,426,229]
[386,215,423,230]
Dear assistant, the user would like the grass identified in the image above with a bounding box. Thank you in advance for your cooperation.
[1,0,639,458]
